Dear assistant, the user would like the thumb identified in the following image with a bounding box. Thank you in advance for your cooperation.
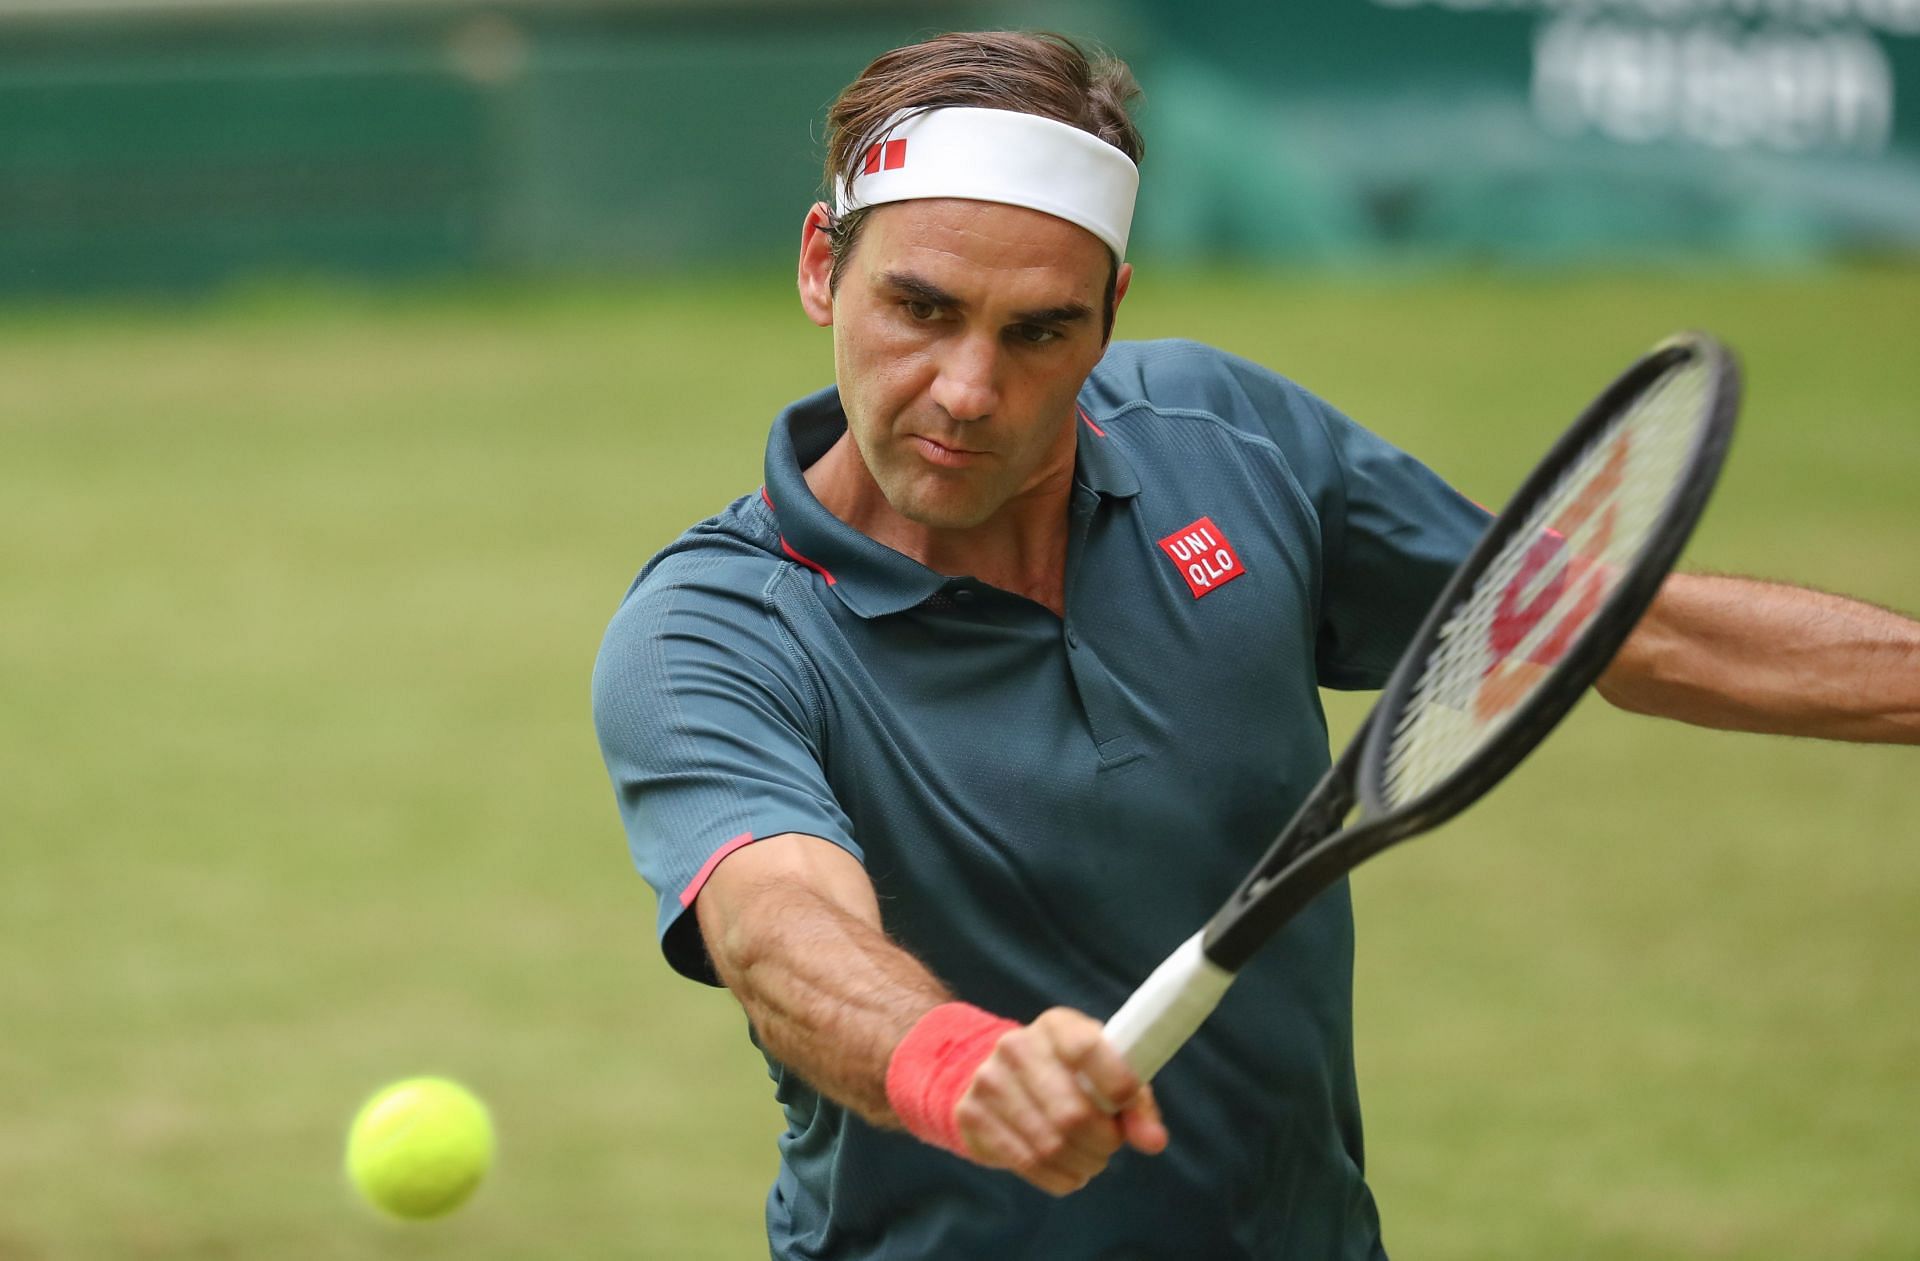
[1117,1085,1167,1155]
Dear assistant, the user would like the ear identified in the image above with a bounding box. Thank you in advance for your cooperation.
[797,203,836,328]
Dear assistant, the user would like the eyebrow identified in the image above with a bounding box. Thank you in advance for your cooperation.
[881,270,1093,327]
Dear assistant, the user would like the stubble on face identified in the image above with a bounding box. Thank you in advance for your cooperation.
[826,200,1113,536]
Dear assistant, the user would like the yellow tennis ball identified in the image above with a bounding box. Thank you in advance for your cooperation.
[345,1076,494,1220]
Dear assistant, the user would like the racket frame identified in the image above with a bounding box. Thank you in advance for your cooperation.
[1197,335,1739,976]
[1357,335,1740,824]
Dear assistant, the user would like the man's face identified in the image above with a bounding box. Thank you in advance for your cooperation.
[800,198,1126,531]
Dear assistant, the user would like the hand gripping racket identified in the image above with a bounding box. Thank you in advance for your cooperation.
[1104,332,1741,1082]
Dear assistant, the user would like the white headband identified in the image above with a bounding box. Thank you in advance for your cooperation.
[834,106,1140,260]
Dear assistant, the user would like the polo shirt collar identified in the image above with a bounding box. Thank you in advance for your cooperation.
[761,385,1140,619]
[1071,404,1142,500]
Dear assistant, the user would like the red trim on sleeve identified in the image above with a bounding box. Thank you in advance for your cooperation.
[1469,495,1537,534]
[1078,407,1108,438]
[679,832,756,908]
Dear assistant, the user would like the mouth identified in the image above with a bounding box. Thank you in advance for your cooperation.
[907,434,989,468]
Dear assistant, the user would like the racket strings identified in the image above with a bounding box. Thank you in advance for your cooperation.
[1378,355,1713,810]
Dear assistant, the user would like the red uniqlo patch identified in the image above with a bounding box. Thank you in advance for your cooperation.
[1158,516,1246,599]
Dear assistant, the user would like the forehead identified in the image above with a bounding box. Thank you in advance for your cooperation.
[853,199,1110,297]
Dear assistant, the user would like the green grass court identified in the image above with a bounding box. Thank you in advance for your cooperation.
[3,266,1915,1258]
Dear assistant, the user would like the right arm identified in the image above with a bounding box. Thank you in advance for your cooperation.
[694,831,944,1119]
[693,832,1168,1196]
[593,573,1162,1193]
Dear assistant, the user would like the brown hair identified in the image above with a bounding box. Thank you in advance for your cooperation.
[820,31,1143,336]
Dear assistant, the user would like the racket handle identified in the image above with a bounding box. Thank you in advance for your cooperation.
[1102,931,1236,1083]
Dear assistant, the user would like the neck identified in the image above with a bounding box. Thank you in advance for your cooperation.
[804,436,1075,616]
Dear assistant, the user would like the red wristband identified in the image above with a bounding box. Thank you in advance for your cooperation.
[885,1002,1020,1157]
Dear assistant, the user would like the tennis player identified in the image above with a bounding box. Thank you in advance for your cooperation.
[594,31,1920,1259]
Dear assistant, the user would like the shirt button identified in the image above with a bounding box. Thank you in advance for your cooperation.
[1065,626,1079,649]
[952,587,974,604]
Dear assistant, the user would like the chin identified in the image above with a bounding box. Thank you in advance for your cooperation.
[898,499,995,531]
[889,482,999,531]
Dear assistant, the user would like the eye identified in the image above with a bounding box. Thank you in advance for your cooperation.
[903,299,939,321]
[1011,324,1062,346]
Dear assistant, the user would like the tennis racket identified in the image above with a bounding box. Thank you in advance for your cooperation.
[1104,331,1741,1082]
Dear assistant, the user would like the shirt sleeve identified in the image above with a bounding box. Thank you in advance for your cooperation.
[1307,396,1491,689]
[1215,350,1492,691]
[592,559,859,983]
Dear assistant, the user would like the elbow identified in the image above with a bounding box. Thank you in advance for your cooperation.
[1596,627,1677,716]
[700,900,768,995]
[1595,668,1663,716]
[698,880,822,1003]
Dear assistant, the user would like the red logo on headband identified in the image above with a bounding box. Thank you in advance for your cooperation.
[862,139,908,175]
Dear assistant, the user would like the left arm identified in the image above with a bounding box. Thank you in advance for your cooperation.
[1598,573,1920,744]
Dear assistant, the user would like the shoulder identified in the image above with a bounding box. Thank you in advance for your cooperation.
[1081,339,1353,519]
[605,493,777,626]
[594,491,817,711]
[1083,339,1342,450]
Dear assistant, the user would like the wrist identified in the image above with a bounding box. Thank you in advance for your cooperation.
[884,1001,1019,1156]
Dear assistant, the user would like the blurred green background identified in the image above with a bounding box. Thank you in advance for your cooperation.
[4,0,1918,1258]
[5,268,1915,1259]
[5,0,1920,295]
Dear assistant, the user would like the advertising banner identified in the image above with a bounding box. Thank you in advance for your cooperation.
[1132,0,1920,259]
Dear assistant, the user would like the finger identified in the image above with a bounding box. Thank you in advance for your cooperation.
[953,1093,1039,1170]
[1026,1010,1165,1159]
[955,1088,1091,1197]
[1117,1084,1168,1155]
[1020,1163,1092,1198]
[1031,1168,1094,1198]
[1034,1008,1149,1118]
[1075,1070,1118,1116]
[991,1027,1123,1169]
[965,1045,1110,1185]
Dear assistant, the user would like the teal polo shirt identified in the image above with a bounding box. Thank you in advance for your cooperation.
[593,338,1490,1260]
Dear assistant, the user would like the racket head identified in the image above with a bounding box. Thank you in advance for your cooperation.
[1357,332,1740,829]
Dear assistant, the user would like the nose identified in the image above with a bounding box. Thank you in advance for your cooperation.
[927,333,1000,423]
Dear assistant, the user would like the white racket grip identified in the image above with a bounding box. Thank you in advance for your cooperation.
[1102,931,1237,1083]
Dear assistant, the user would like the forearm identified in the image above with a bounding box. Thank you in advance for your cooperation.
[692,834,1166,1194]
[1599,573,1920,742]
[697,855,947,1126]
